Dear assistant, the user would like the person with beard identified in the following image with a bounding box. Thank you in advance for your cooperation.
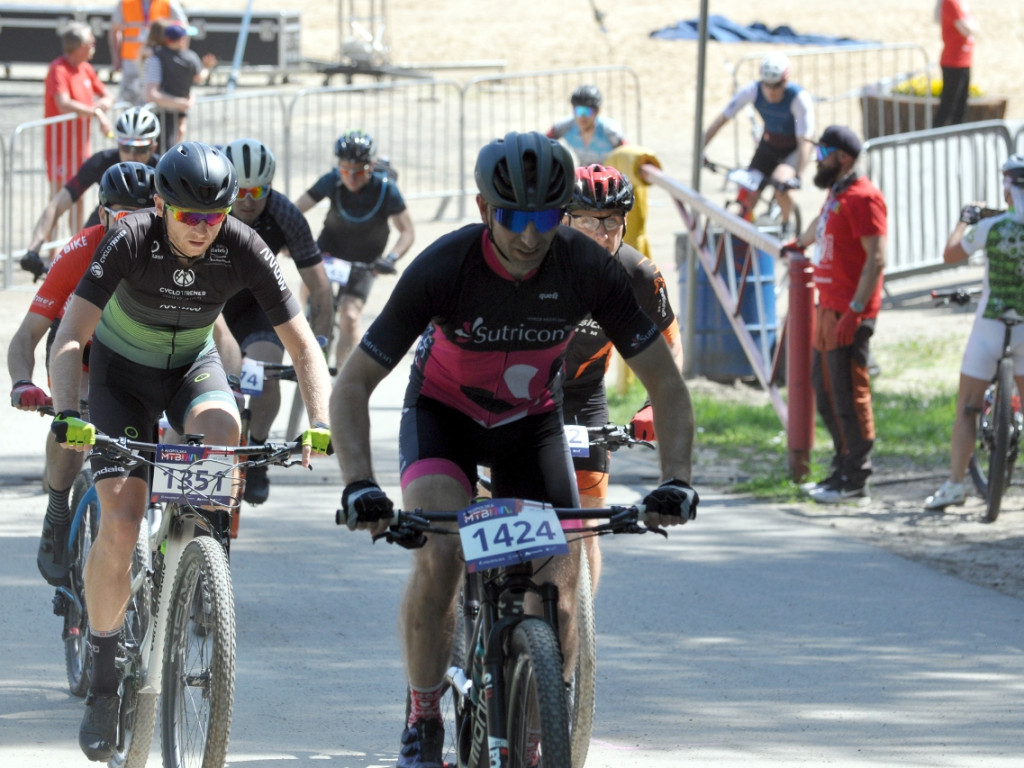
[787,125,887,504]
[924,156,1024,510]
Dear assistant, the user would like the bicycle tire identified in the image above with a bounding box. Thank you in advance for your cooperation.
[111,524,156,768]
[569,550,596,768]
[161,536,236,768]
[505,618,572,768]
[986,358,1014,522]
[65,468,97,698]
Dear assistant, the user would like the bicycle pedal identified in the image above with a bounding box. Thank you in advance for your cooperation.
[52,590,71,617]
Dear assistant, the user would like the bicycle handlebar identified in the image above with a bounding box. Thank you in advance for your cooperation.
[931,287,981,306]
[586,423,655,451]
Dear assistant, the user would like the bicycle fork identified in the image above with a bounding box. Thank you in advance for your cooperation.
[140,517,193,696]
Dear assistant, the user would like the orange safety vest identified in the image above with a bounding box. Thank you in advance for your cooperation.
[119,0,173,63]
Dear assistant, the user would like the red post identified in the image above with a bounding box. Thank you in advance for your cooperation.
[787,255,816,481]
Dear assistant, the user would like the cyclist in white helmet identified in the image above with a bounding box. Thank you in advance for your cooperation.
[925,156,1024,510]
[702,51,815,236]
[21,106,162,280]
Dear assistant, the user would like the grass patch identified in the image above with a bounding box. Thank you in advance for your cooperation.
[607,377,957,500]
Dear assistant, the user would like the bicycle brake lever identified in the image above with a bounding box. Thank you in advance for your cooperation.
[372,526,428,549]
[644,524,669,538]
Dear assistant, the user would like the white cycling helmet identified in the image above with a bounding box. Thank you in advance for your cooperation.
[760,52,790,86]
[224,138,276,187]
[115,107,160,146]
[1002,154,1024,186]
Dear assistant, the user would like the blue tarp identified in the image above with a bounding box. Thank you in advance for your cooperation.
[650,15,875,46]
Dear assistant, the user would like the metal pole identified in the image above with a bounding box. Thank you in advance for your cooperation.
[786,254,815,481]
[682,0,709,378]
[225,0,255,94]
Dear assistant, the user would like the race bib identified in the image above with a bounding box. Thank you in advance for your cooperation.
[458,498,568,573]
[151,444,237,507]
[239,357,265,395]
[323,255,352,286]
[564,424,590,458]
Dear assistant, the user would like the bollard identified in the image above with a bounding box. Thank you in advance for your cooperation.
[787,254,816,481]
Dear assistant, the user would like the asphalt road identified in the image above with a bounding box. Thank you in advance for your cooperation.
[0,277,1022,766]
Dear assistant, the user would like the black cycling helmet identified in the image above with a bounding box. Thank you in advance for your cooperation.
[566,164,635,213]
[1003,154,1024,186]
[570,85,602,110]
[99,161,156,208]
[334,130,376,164]
[475,131,575,211]
[155,141,238,210]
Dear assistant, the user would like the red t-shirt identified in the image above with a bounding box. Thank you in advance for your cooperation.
[940,0,974,69]
[812,175,887,317]
[43,56,106,184]
[30,225,107,322]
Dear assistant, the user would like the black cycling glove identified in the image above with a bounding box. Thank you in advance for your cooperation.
[642,479,699,521]
[338,479,394,530]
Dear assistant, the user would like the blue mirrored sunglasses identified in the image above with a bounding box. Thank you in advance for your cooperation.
[815,145,838,162]
[493,207,563,234]
[574,105,596,119]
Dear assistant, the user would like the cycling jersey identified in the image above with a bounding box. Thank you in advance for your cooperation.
[30,224,108,322]
[547,116,626,166]
[74,211,301,369]
[722,82,814,143]
[64,147,161,203]
[961,213,1024,320]
[360,224,661,428]
[304,170,406,263]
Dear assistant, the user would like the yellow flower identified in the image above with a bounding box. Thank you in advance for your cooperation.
[892,75,984,98]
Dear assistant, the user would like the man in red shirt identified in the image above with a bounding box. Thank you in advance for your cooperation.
[44,22,114,227]
[791,126,887,503]
[935,0,978,127]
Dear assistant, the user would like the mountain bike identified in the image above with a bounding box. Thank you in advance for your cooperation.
[363,499,667,768]
[932,288,1023,522]
[78,432,303,768]
[703,157,802,236]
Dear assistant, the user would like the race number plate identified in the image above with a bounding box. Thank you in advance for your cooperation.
[323,255,352,286]
[152,444,236,507]
[458,498,568,573]
[240,357,265,395]
[565,424,590,458]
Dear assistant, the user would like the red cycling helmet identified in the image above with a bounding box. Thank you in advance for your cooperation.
[565,164,635,213]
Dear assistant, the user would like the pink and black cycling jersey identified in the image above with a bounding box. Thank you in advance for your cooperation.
[359,223,662,428]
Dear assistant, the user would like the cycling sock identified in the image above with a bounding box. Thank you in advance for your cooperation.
[407,682,444,726]
[45,486,72,527]
[88,629,122,696]
[250,434,267,446]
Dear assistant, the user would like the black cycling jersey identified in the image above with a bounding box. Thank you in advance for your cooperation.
[75,211,301,369]
[305,169,406,263]
[64,147,160,202]
[360,223,661,428]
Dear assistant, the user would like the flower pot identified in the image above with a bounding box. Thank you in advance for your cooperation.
[860,94,1007,139]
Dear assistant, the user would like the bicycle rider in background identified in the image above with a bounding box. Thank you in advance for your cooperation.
[924,155,1024,511]
[332,130,698,768]
[222,138,333,504]
[294,130,415,366]
[546,84,627,166]
[702,52,814,236]
[9,162,155,588]
[561,163,683,593]
[47,141,333,762]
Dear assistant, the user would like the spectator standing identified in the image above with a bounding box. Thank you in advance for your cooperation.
[21,107,161,280]
[295,130,415,366]
[791,126,887,504]
[703,52,814,236]
[934,0,978,127]
[143,20,217,152]
[546,84,626,166]
[924,157,1024,510]
[107,0,188,106]
[44,22,115,227]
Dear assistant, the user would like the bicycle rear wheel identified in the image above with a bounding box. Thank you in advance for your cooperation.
[64,468,97,698]
[505,618,572,768]
[985,358,1014,522]
[111,523,156,768]
[161,536,236,768]
[569,550,596,768]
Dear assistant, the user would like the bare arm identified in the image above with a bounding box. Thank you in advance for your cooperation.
[144,81,191,112]
[702,113,729,150]
[7,313,53,388]
[50,297,103,442]
[297,263,334,338]
[294,192,318,214]
[28,188,74,253]
[330,347,391,484]
[388,210,416,259]
[274,314,333,463]
[850,234,887,307]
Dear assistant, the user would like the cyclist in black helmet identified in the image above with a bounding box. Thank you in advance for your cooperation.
[295,129,416,366]
[21,106,163,281]
[47,141,333,762]
[332,130,697,768]
[9,162,156,589]
[546,83,627,166]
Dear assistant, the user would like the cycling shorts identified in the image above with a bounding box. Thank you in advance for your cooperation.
[87,340,236,481]
[222,289,282,351]
[398,396,579,510]
[562,387,611,476]
[961,316,1024,381]
[325,253,377,303]
[750,139,799,180]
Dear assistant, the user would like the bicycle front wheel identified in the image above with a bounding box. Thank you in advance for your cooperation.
[505,618,572,768]
[986,358,1014,522]
[161,536,236,768]
[65,468,97,697]
[569,550,596,768]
